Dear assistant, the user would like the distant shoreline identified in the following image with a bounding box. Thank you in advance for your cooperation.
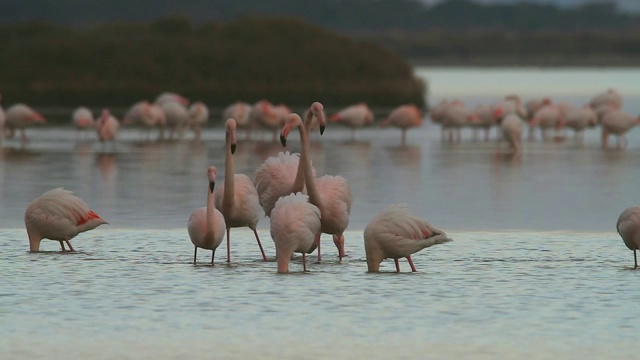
[407,55,640,68]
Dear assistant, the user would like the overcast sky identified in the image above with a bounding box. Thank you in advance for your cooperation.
[420,0,640,13]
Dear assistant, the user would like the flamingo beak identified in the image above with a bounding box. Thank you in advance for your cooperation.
[209,181,215,193]
[280,134,287,147]
[230,143,236,154]
[320,125,325,135]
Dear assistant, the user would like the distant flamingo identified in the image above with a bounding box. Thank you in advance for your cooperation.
[363,205,452,272]
[96,108,120,145]
[124,101,166,140]
[254,102,325,217]
[270,192,322,273]
[330,103,373,140]
[564,106,598,144]
[188,166,226,265]
[618,207,640,269]
[215,118,268,262]
[223,102,252,138]
[155,92,189,106]
[159,100,190,140]
[188,101,209,141]
[381,104,423,145]
[5,103,46,145]
[600,109,640,149]
[500,114,523,153]
[249,100,282,141]
[590,89,623,111]
[24,188,108,252]
[72,106,95,139]
[281,113,352,261]
[530,105,564,141]
[524,97,552,140]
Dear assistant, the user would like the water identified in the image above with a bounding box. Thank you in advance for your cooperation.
[2,67,640,359]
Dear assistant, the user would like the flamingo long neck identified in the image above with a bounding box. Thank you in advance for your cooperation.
[290,114,315,193]
[299,120,322,209]
[223,134,235,215]
[205,184,216,245]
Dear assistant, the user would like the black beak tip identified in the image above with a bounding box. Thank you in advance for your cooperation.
[209,181,215,193]
[231,144,236,154]
[280,135,286,147]
[320,125,325,135]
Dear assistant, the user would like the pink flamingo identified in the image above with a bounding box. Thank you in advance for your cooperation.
[254,102,325,217]
[281,113,352,261]
[24,188,108,252]
[72,106,95,139]
[124,101,167,141]
[188,166,226,265]
[5,103,46,145]
[381,104,423,145]
[158,100,189,140]
[330,103,373,140]
[364,205,452,272]
[530,105,564,141]
[215,118,268,262]
[188,101,209,141]
[617,207,640,269]
[590,88,623,111]
[223,102,252,138]
[524,97,552,140]
[96,108,120,144]
[500,114,523,153]
[270,192,322,273]
[249,100,282,142]
[564,106,598,144]
[600,109,640,149]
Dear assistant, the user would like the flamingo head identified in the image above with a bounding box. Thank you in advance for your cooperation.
[207,166,217,193]
[309,102,326,135]
[225,118,237,154]
[280,113,303,147]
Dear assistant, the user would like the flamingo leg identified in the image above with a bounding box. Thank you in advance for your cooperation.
[315,233,322,262]
[303,253,307,272]
[59,241,66,251]
[211,249,216,265]
[394,258,400,272]
[634,249,637,269]
[226,227,231,263]
[333,234,345,261]
[407,256,417,272]
[193,247,198,265]
[64,240,75,252]
[252,229,268,262]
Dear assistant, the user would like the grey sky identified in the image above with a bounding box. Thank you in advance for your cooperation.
[419,0,640,13]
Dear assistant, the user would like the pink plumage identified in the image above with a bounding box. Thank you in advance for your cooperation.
[270,192,322,273]
[617,207,640,269]
[188,166,226,265]
[364,205,451,272]
[96,108,119,143]
[24,188,107,252]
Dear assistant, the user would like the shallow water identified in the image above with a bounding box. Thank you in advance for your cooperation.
[2,67,640,358]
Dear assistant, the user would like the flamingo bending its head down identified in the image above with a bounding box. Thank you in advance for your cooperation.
[617,207,640,269]
[24,188,108,252]
[215,118,268,262]
[381,104,423,145]
[364,205,452,272]
[5,103,46,145]
[281,113,352,261]
[188,166,226,265]
[270,192,322,273]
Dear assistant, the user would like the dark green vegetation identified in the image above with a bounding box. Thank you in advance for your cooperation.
[0,16,425,108]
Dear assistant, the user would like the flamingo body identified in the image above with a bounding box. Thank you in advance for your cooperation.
[5,103,46,144]
[617,207,640,268]
[500,114,523,153]
[188,166,226,265]
[24,188,107,252]
[364,205,452,272]
[270,193,322,273]
[72,106,95,130]
[96,109,120,143]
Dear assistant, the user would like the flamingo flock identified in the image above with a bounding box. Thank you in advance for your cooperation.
[21,100,451,273]
[433,89,640,153]
[11,88,640,272]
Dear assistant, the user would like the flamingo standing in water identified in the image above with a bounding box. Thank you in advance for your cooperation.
[254,102,325,217]
[188,166,226,265]
[500,114,523,154]
[5,103,46,145]
[223,102,253,138]
[72,106,95,139]
[24,188,108,252]
[124,101,166,141]
[96,108,120,145]
[617,207,640,269]
[600,108,640,149]
[281,113,352,261]
[363,205,452,272]
[215,118,268,262]
[270,193,322,273]
[381,104,423,145]
[249,100,282,142]
[330,103,373,140]
[188,101,209,141]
